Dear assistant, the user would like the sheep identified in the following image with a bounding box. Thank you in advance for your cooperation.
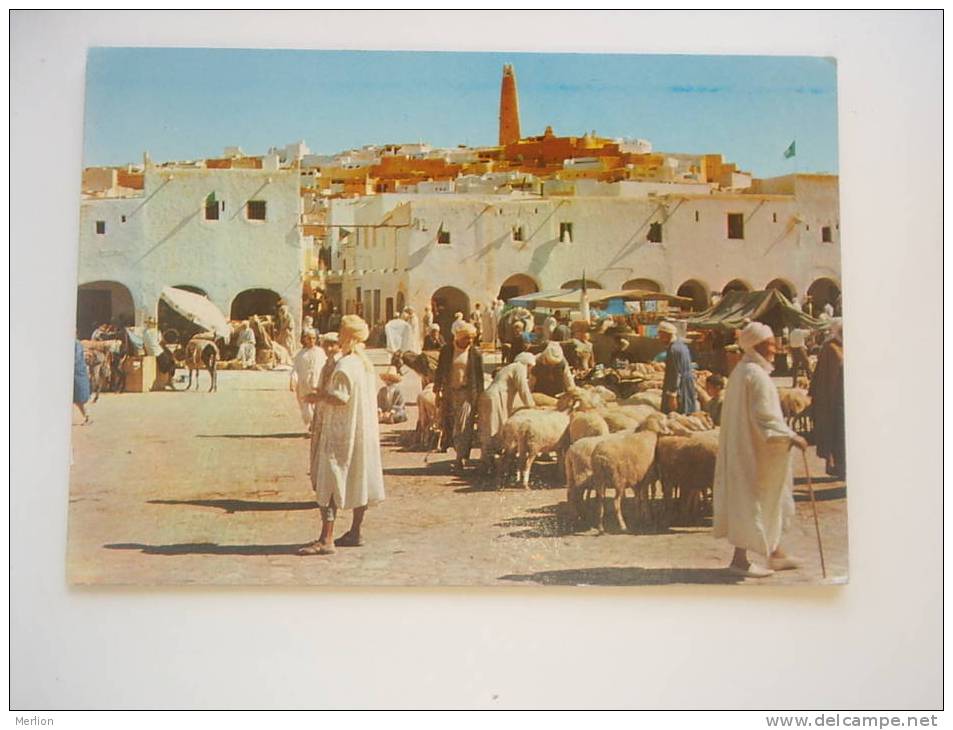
[599,410,641,433]
[777,387,812,432]
[564,434,609,523]
[664,411,715,436]
[555,388,611,444]
[655,429,719,525]
[497,408,571,490]
[531,392,559,408]
[589,413,671,533]
[620,389,663,411]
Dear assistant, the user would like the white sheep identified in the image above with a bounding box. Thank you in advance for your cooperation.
[497,408,571,490]
[590,413,671,533]
[564,433,610,523]
[620,389,663,411]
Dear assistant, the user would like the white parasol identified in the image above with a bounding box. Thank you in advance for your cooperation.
[160,286,231,339]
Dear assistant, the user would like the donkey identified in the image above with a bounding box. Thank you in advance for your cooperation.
[182,336,219,392]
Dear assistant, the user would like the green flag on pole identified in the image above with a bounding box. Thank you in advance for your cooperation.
[783,140,796,159]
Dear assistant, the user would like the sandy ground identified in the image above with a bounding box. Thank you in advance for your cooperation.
[67,354,848,587]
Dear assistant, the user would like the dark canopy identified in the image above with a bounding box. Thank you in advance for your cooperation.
[682,289,829,332]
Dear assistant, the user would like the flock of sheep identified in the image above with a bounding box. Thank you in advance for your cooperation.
[494,380,718,534]
[492,369,813,535]
[397,352,814,535]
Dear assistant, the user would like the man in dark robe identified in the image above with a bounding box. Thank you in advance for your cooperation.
[659,321,698,415]
[809,319,846,478]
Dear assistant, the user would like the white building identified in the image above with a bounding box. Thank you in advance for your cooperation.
[323,174,841,323]
[76,164,308,337]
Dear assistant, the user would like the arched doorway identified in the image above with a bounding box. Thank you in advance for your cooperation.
[231,288,281,321]
[431,286,471,341]
[622,278,662,292]
[765,278,797,302]
[676,279,709,311]
[498,273,539,302]
[76,280,135,338]
[722,279,751,295]
[807,278,841,317]
[561,278,604,290]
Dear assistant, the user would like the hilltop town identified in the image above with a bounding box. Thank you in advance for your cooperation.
[77,64,840,346]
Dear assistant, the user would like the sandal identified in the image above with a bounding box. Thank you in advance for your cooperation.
[297,541,336,556]
[334,532,365,548]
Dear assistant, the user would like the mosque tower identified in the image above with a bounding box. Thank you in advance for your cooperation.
[498,64,522,146]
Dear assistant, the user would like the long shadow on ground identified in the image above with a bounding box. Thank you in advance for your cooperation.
[499,566,744,586]
[148,498,317,513]
[196,432,305,439]
[105,542,306,556]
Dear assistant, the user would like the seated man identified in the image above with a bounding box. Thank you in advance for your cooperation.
[698,373,726,426]
[377,369,408,424]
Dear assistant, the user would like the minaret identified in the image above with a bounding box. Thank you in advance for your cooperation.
[498,64,521,147]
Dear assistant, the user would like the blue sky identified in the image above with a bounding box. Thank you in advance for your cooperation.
[84,48,838,178]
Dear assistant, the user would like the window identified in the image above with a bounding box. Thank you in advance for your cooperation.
[205,193,222,221]
[727,213,744,240]
[121,215,127,223]
[822,225,832,243]
[694,210,700,223]
[246,200,267,221]
[647,222,663,243]
[772,212,778,223]
[95,220,106,235]
[512,225,524,242]
[437,226,451,245]
[559,222,574,243]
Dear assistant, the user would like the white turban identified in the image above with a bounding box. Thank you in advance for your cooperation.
[320,332,339,344]
[452,320,476,338]
[738,321,774,353]
[302,328,317,340]
[514,352,536,368]
[829,317,843,341]
[657,321,677,336]
[340,314,370,343]
[537,342,566,366]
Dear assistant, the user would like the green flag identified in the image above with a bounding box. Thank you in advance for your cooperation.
[783,140,796,159]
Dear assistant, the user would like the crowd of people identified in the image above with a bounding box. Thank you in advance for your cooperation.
[73,287,846,575]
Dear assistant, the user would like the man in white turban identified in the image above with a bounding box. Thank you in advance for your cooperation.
[713,321,808,577]
[300,315,385,555]
[532,341,575,397]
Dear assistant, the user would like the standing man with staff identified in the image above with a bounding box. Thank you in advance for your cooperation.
[713,322,808,577]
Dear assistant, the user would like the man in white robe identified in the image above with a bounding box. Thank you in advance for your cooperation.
[290,329,326,428]
[384,315,413,354]
[403,307,422,352]
[478,352,535,472]
[713,321,808,577]
[299,316,385,555]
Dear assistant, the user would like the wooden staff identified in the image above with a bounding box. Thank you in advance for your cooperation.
[801,451,827,578]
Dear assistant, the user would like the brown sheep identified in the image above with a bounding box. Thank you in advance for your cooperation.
[655,429,719,525]
[589,413,671,533]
